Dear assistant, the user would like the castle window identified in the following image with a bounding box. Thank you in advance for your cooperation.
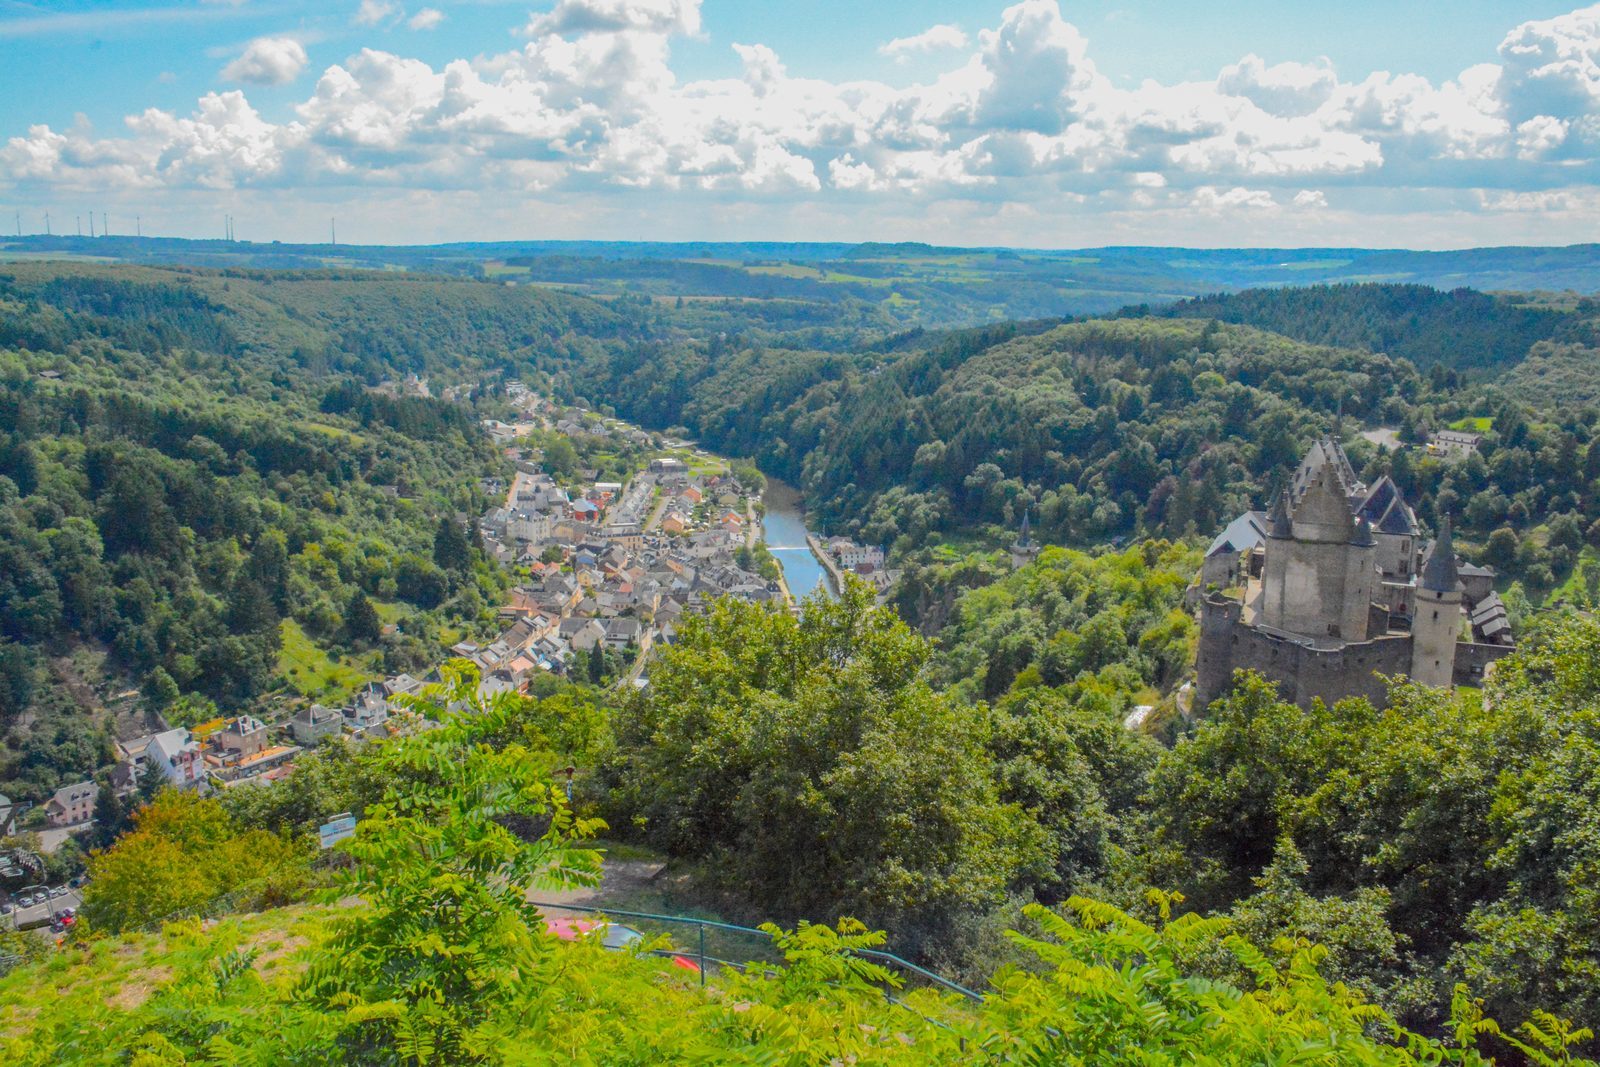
[1433,610,1439,621]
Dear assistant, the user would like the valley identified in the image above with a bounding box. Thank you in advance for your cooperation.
[2,252,1600,1063]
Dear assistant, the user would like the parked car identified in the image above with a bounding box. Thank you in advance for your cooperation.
[49,886,66,899]
[543,916,700,974]
[0,902,13,915]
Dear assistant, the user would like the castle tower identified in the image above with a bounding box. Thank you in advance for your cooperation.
[1258,460,1378,644]
[1410,518,1463,688]
[1010,508,1040,570]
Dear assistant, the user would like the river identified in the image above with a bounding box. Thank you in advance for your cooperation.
[761,480,835,601]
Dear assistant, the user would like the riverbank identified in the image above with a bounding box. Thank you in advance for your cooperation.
[806,533,848,593]
[762,480,835,601]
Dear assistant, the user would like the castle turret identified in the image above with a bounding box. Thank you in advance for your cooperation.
[1410,518,1463,688]
[1009,507,1040,571]
[1268,489,1292,539]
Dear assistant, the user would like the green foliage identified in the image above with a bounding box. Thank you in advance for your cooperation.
[343,588,382,646]
[2,885,1583,1065]
[1155,283,1573,375]
[928,539,1199,703]
[1142,616,1600,1040]
[299,665,606,1063]
[81,790,311,933]
[609,579,1044,949]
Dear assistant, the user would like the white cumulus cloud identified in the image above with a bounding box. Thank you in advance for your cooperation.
[353,0,399,28]
[526,0,701,38]
[5,0,1600,245]
[409,8,445,32]
[878,24,967,59]
[221,36,309,86]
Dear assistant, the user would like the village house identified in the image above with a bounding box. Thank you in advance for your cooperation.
[344,686,391,738]
[217,716,269,761]
[1428,428,1483,458]
[291,704,345,746]
[45,780,96,827]
[146,728,206,789]
[603,617,643,650]
[559,618,607,652]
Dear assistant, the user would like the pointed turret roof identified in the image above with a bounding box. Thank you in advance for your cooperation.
[1268,489,1293,539]
[1420,518,1462,594]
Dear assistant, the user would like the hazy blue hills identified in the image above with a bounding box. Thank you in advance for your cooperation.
[3,236,1598,326]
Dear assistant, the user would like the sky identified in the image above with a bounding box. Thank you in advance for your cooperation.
[1,0,1598,248]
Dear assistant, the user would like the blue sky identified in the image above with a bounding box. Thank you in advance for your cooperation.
[1,1,1597,247]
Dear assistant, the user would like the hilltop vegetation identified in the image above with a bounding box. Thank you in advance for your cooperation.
[7,661,1600,1065]
[1146,283,1589,375]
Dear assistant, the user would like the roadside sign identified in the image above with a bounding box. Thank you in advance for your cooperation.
[318,813,357,850]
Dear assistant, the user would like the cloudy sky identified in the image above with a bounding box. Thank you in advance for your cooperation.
[1,0,1597,248]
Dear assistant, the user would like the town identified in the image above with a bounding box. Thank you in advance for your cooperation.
[2,384,901,926]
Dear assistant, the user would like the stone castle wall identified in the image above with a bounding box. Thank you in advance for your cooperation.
[1453,640,1514,687]
[1197,593,1414,709]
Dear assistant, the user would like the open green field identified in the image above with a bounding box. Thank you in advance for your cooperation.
[276,619,377,701]
[1450,416,1495,432]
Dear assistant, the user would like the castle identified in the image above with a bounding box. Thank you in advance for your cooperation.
[1195,437,1513,710]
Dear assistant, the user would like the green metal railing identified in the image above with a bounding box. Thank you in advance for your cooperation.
[529,900,985,1003]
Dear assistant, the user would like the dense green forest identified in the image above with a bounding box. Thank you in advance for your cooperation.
[1144,283,1593,374]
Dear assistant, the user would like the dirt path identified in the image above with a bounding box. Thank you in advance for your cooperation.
[530,858,668,913]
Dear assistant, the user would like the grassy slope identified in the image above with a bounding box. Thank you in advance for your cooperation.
[0,906,332,1044]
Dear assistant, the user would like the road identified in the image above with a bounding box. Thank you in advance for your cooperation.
[5,888,82,931]
[641,489,669,532]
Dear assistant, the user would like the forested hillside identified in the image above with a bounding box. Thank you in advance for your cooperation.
[0,265,640,795]
[1146,283,1591,375]
[574,311,1598,603]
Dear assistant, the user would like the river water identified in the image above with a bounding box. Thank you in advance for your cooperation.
[761,480,834,601]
